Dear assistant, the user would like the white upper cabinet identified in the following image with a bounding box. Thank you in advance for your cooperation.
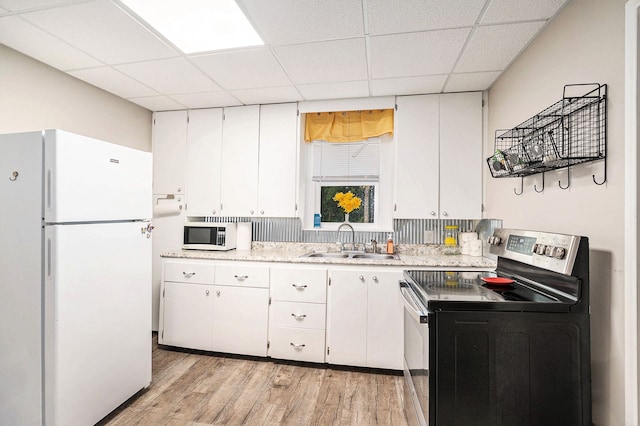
[257,103,298,217]
[394,95,439,218]
[185,109,223,217]
[152,110,187,195]
[394,92,482,219]
[439,92,483,219]
[220,105,260,217]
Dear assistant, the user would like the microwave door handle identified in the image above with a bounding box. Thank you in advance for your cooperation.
[400,283,429,323]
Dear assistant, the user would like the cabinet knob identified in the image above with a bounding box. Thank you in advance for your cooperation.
[250,210,255,215]
[183,272,195,278]
[212,210,216,215]
[292,283,308,290]
[372,276,378,282]
[177,187,182,192]
[430,211,436,216]
[216,290,221,296]
[260,210,265,215]
[205,290,210,296]
[234,275,249,281]
[290,342,306,350]
[359,275,365,281]
[291,313,307,320]
[442,211,449,217]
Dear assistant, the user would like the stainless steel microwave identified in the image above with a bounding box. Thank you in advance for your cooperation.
[182,222,237,251]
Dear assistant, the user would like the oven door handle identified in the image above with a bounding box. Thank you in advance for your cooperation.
[400,282,429,324]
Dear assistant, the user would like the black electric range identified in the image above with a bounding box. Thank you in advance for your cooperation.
[400,228,592,426]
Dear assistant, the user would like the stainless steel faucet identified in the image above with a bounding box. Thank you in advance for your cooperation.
[336,222,355,251]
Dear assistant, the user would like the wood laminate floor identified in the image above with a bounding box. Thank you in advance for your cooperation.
[99,335,410,426]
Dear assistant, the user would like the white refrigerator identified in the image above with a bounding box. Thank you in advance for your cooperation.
[0,130,153,425]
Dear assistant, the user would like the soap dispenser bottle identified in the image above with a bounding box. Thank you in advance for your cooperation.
[386,233,394,254]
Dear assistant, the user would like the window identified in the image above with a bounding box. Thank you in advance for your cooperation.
[320,184,375,223]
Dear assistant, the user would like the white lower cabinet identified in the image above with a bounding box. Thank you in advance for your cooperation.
[159,260,269,357]
[268,266,327,363]
[326,268,403,370]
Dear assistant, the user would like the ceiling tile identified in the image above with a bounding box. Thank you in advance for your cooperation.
[126,95,185,112]
[297,81,369,100]
[21,1,178,64]
[115,57,220,95]
[275,38,368,85]
[370,75,447,96]
[456,22,545,72]
[0,0,80,12]
[0,15,103,70]
[170,91,242,109]
[444,71,501,92]
[369,29,470,79]
[69,66,158,98]
[190,48,291,90]
[237,0,364,45]
[230,86,302,105]
[481,0,569,24]
[367,0,486,35]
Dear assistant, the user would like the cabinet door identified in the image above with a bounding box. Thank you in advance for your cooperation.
[439,92,482,219]
[394,95,439,218]
[258,103,298,217]
[326,269,367,367]
[366,270,403,370]
[152,111,187,195]
[212,285,269,356]
[160,282,213,351]
[185,109,223,217]
[220,105,260,217]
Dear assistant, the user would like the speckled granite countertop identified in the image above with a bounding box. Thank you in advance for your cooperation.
[162,242,496,269]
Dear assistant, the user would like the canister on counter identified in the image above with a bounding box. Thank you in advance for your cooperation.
[443,225,459,255]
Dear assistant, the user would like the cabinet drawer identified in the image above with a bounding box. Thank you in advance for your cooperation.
[164,260,215,284]
[269,326,325,363]
[270,267,327,303]
[215,264,269,288]
[270,301,326,330]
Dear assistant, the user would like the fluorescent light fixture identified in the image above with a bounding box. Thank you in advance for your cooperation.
[121,0,263,53]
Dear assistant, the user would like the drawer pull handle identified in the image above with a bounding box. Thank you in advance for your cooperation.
[292,284,308,290]
[234,275,249,281]
[290,343,306,350]
[183,272,196,278]
[291,313,307,320]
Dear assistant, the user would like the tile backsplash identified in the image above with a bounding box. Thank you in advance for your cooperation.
[201,217,501,245]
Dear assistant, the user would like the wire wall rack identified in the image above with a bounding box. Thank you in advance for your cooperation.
[487,83,607,193]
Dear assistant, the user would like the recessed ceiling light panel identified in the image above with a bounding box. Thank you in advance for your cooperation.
[120,0,263,53]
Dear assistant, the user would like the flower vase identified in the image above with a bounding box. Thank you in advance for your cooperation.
[344,213,350,222]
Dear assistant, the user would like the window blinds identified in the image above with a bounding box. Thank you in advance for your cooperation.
[312,139,380,182]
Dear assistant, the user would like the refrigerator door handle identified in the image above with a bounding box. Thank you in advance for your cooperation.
[46,237,52,278]
[46,169,52,210]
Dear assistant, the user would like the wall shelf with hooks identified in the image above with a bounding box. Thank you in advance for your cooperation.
[487,83,607,192]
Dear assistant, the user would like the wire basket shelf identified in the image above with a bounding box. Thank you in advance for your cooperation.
[487,83,607,180]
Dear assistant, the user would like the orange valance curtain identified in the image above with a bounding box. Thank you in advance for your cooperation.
[304,109,394,142]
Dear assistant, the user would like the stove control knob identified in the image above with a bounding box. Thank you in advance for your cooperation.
[534,244,546,255]
[544,245,553,256]
[552,247,566,259]
[488,236,502,246]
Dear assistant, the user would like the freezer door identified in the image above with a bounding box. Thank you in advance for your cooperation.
[44,129,152,223]
[44,222,152,426]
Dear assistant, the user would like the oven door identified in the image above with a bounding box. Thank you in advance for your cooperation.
[400,281,430,426]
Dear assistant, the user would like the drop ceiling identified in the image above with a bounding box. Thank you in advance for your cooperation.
[0,0,570,111]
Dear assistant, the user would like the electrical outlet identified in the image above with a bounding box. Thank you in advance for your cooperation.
[423,230,435,244]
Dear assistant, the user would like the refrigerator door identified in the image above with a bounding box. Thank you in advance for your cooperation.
[44,221,152,426]
[44,129,152,223]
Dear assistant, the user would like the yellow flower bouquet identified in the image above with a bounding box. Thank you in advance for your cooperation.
[333,191,362,214]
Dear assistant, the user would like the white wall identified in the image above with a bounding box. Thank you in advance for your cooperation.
[486,0,626,424]
[0,44,151,151]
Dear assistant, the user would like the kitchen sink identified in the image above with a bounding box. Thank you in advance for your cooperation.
[300,252,400,260]
[305,252,349,258]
